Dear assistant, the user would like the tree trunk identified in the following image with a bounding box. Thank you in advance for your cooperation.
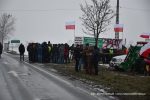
[2,33,4,45]
[95,37,98,47]
[95,25,99,47]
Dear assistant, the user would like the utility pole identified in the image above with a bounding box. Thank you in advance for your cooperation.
[115,0,119,39]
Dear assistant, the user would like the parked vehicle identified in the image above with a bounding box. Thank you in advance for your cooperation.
[109,55,126,69]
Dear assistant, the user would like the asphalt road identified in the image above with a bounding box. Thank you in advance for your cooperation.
[0,53,111,100]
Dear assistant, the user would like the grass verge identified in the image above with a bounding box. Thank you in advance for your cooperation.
[45,63,150,100]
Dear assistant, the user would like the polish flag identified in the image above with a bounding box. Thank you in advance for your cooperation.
[65,21,75,30]
[114,24,123,32]
[140,41,150,58]
[140,33,150,39]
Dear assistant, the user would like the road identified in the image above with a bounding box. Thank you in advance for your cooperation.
[0,53,111,100]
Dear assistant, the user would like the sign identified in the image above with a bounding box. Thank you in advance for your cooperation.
[11,40,20,43]
[83,37,103,48]
[102,38,122,49]
[74,36,122,49]
[74,37,83,46]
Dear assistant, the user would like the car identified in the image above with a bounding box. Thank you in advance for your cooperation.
[109,55,127,69]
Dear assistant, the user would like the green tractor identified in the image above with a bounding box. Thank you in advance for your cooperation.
[119,42,147,73]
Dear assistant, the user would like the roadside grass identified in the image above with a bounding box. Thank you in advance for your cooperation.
[47,62,150,100]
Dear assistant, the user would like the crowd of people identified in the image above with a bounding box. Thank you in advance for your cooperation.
[73,44,100,75]
[26,41,71,64]
[0,40,148,76]
[18,41,100,75]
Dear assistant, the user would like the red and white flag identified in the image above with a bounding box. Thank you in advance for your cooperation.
[114,24,123,32]
[65,21,75,30]
[140,41,150,58]
[140,33,150,39]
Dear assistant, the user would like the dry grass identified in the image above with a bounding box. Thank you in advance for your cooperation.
[46,63,150,100]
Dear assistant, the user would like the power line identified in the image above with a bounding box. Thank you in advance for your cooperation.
[111,5,150,12]
[0,9,80,12]
[0,6,150,12]
[120,6,150,12]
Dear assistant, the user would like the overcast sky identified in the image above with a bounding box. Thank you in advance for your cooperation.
[1,0,150,46]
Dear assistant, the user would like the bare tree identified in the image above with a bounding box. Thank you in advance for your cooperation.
[0,13,15,44]
[80,0,114,46]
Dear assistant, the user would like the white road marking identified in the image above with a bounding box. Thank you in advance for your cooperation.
[8,71,18,77]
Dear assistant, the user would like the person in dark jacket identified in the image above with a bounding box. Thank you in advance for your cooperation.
[19,43,25,61]
[64,43,69,64]
[42,42,49,63]
[27,43,32,62]
[0,42,3,58]
[74,44,81,72]
[83,43,89,74]
[37,43,42,63]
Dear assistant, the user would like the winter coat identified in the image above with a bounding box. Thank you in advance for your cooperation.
[74,47,81,59]
[92,48,100,63]
[19,44,25,55]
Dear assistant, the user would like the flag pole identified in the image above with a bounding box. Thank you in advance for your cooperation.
[122,31,124,41]
[74,21,76,45]
[74,28,75,45]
